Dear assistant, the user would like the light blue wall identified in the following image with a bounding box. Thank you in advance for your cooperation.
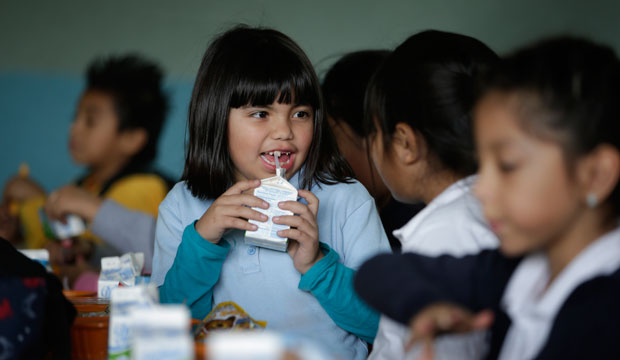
[1,0,619,191]
[0,73,190,190]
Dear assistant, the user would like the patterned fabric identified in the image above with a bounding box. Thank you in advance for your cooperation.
[0,238,76,359]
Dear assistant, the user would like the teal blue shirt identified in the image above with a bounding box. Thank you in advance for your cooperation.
[153,174,391,359]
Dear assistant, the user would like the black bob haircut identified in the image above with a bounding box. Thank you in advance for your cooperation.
[365,30,499,177]
[86,54,168,166]
[322,50,391,137]
[183,26,353,199]
[480,36,620,215]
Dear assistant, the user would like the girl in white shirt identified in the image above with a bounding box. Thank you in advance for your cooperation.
[363,30,499,359]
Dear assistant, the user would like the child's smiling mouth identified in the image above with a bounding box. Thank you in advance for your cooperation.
[260,151,292,166]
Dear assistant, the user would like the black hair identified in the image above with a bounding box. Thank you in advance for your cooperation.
[322,50,391,137]
[86,54,168,166]
[365,30,499,176]
[481,36,620,214]
[183,25,353,199]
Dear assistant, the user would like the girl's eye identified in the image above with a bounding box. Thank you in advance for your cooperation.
[85,116,97,128]
[293,111,311,119]
[251,111,268,119]
[498,161,519,173]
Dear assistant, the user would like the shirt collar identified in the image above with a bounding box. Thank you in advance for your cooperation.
[393,175,477,243]
[500,225,620,359]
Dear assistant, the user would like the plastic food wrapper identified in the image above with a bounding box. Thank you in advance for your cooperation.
[97,252,145,298]
[129,304,193,360]
[194,301,267,340]
[108,284,159,359]
[38,209,86,239]
[245,152,298,252]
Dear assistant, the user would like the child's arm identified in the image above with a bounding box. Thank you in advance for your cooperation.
[45,185,102,222]
[354,250,520,325]
[298,242,380,343]
[89,200,157,273]
[158,222,229,319]
[276,191,387,343]
[154,180,267,319]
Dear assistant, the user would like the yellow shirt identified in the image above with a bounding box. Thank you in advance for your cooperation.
[19,173,169,249]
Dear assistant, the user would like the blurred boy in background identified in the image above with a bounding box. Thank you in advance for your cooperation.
[1,54,172,287]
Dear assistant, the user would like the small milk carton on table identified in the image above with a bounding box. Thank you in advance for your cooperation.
[245,152,298,252]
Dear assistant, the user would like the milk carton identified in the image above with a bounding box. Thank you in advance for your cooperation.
[245,152,298,251]
[129,305,193,360]
[97,253,145,298]
[108,284,159,359]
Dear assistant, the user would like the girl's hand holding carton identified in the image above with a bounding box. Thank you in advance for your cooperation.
[195,179,269,244]
[276,188,323,274]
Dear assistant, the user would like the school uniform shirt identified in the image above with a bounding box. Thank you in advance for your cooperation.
[355,226,620,360]
[152,172,391,360]
[370,176,499,360]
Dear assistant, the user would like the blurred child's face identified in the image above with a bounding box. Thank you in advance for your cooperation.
[474,91,584,257]
[227,101,314,182]
[328,116,390,205]
[69,90,123,167]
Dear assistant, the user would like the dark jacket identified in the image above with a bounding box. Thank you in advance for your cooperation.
[354,250,620,359]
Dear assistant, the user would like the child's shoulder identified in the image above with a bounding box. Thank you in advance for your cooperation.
[164,181,209,205]
[311,179,373,206]
[109,173,169,193]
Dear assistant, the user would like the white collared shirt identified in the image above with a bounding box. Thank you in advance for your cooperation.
[370,176,499,360]
[499,226,620,360]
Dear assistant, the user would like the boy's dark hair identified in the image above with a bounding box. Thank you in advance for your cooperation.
[86,54,168,165]
[482,36,620,213]
[365,30,498,176]
[322,50,391,137]
[183,25,353,199]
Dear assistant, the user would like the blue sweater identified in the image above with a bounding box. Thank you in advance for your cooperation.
[152,174,391,359]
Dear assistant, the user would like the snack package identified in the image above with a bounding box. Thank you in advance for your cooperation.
[97,252,145,298]
[194,301,267,340]
[38,209,86,239]
[129,304,193,360]
[108,284,159,359]
[245,151,298,251]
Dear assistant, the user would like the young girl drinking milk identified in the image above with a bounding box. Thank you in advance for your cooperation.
[152,26,390,359]
[355,36,620,359]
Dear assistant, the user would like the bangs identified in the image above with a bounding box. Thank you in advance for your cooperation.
[228,43,319,109]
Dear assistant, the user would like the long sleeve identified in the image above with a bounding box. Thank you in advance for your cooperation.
[299,242,379,343]
[159,222,230,319]
[90,199,156,273]
[354,250,520,325]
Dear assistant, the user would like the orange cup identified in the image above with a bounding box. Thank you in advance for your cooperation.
[71,316,109,360]
[63,290,97,298]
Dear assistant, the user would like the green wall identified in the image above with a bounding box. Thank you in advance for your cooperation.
[1,0,619,190]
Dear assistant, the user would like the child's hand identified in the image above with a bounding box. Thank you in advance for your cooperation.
[2,176,45,203]
[406,303,494,360]
[45,185,103,223]
[275,189,323,274]
[195,179,268,244]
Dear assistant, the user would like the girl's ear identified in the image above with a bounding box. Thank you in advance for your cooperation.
[392,123,422,166]
[120,128,148,157]
[579,144,620,206]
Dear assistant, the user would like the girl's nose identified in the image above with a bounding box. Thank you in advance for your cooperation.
[270,117,293,140]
